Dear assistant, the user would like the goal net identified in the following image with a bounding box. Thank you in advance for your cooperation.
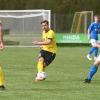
[71,11,93,34]
[0,10,51,47]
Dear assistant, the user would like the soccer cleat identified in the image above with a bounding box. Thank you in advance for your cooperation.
[87,55,92,61]
[0,85,5,91]
[84,78,91,83]
[34,72,47,82]
[35,77,45,82]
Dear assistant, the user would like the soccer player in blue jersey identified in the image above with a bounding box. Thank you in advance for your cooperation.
[87,15,100,61]
[85,43,100,83]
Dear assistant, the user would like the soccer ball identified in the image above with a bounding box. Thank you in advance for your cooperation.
[35,72,47,81]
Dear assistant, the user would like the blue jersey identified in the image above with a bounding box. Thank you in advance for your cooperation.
[89,22,100,40]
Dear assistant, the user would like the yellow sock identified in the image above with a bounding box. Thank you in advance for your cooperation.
[0,66,4,86]
[37,61,44,73]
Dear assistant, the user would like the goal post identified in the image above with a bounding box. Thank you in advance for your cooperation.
[0,10,51,47]
[71,11,93,34]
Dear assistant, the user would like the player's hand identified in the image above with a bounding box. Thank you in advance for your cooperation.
[32,41,38,45]
[0,42,4,50]
[94,43,98,47]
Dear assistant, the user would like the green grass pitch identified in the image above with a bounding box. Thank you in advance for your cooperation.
[0,47,100,100]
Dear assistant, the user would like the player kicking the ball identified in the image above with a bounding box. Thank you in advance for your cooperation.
[32,20,57,81]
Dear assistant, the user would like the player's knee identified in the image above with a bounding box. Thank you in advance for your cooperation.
[38,57,44,62]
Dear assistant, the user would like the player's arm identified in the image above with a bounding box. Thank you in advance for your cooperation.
[87,23,93,42]
[0,23,4,50]
[32,38,52,45]
[87,28,90,41]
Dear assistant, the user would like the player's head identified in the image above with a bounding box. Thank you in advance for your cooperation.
[41,20,49,32]
[94,15,100,23]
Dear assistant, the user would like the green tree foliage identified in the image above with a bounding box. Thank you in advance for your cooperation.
[0,0,100,14]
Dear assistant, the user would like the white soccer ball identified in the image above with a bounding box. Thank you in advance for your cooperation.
[36,72,47,80]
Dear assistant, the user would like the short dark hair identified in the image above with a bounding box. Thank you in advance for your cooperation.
[41,20,49,25]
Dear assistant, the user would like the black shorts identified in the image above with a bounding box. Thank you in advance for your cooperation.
[39,50,56,66]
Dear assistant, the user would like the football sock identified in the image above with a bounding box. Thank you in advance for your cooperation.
[88,47,95,55]
[88,65,98,80]
[94,47,98,57]
[0,66,4,86]
[37,61,44,73]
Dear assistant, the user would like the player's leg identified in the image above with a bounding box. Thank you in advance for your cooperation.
[37,50,46,73]
[35,50,56,81]
[37,50,56,72]
[93,40,99,60]
[35,57,45,81]
[35,50,46,81]
[37,57,45,73]
[0,65,5,90]
[94,47,98,60]
[87,47,95,60]
[87,39,98,61]
[84,55,100,83]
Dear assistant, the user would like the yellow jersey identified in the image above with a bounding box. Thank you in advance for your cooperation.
[41,29,57,53]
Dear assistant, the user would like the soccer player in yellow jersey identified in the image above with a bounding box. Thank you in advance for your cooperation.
[32,20,57,81]
[0,20,5,90]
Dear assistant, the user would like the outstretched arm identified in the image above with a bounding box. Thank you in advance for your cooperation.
[32,38,52,45]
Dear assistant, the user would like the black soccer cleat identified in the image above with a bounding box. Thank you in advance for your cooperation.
[0,85,5,91]
[84,78,91,83]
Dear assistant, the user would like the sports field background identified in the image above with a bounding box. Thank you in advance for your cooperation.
[0,47,100,100]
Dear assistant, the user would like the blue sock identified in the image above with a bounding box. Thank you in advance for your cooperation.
[94,47,98,57]
[88,65,98,80]
[88,47,95,55]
